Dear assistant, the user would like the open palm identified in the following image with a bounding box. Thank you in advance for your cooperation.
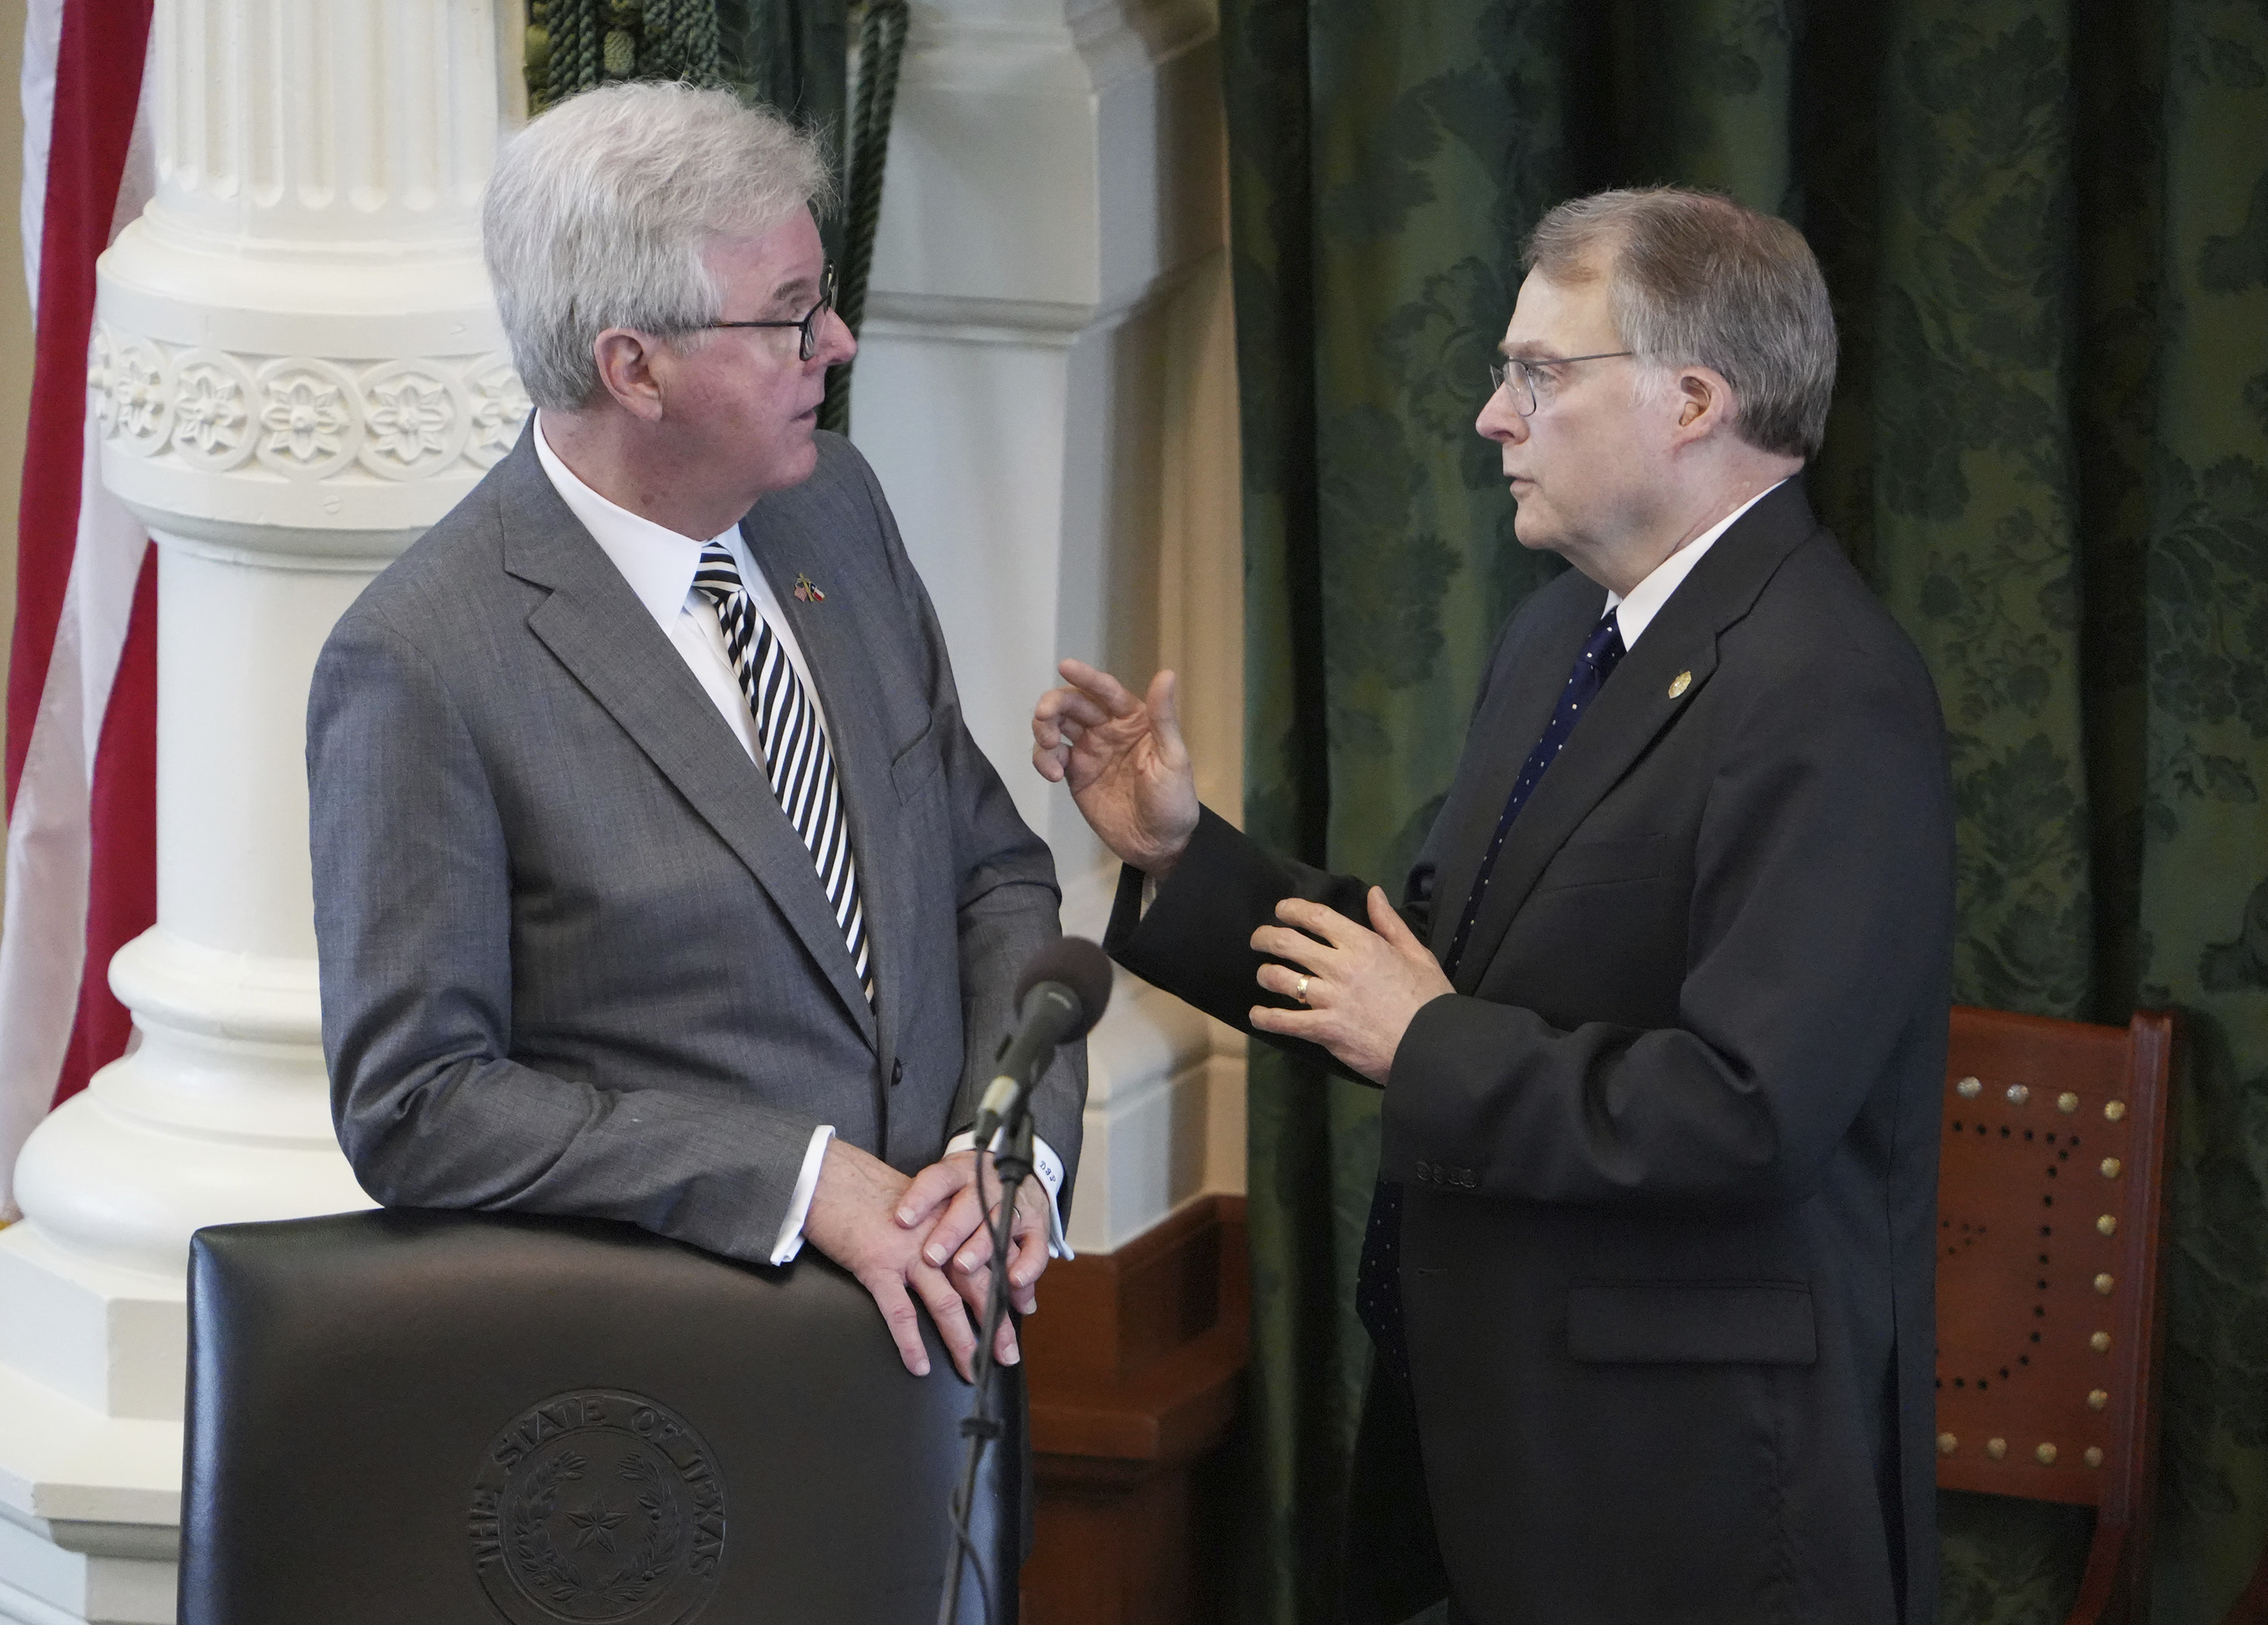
[1031,659,1201,874]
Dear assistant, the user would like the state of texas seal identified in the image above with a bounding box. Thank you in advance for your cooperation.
[469,1389,727,1624]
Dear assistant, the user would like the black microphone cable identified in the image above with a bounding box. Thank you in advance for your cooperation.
[936,1119,1032,1625]
[935,936,1109,1625]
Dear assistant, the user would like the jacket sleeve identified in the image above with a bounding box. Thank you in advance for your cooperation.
[1105,806,1378,1086]
[1380,637,1953,1212]
[1105,596,1535,1085]
[309,605,820,1264]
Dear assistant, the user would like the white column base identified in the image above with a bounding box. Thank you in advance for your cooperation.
[1072,983,1247,1253]
[0,1331,181,1625]
[0,923,373,1625]
[0,1228,183,1428]
[1058,862,1246,1255]
[0,1522,175,1625]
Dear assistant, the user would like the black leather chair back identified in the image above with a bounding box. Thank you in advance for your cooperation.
[180,1209,1021,1624]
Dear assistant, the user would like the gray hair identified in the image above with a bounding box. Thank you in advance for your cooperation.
[483,82,835,411]
[1523,188,1837,460]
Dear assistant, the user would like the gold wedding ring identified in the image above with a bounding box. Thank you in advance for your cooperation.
[1295,975,1311,1004]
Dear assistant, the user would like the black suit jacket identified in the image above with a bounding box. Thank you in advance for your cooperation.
[1110,483,1951,1625]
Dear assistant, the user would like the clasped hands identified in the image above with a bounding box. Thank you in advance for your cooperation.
[829,655,1459,1384]
[806,1139,1052,1384]
[1032,657,1452,1085]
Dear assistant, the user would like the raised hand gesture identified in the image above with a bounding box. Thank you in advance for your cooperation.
[1031,658,1201,876]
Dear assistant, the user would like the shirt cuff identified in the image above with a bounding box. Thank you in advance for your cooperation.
[767,1124,835,1265]
[943,1129,1075,1261]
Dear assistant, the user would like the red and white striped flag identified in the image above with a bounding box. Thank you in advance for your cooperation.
[1,0,156,1218]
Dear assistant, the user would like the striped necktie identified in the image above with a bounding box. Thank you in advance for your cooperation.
[692,542,873,1005]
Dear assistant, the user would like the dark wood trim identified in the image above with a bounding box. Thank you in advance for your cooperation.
[1021,1193,1250,1624]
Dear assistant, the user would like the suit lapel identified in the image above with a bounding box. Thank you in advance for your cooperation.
[495,432,878,1044]
[1447,481,1818,991]
[1424,577,1604,961]
[740,498,910,1082]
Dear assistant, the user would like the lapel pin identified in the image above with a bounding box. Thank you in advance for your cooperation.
[1668,670,1692,698]
[793,572,826,604]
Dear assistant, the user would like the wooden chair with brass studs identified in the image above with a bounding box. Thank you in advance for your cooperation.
[1935,1005,2176,1624]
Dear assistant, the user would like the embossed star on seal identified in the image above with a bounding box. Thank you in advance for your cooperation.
[469,1388,726,1625]
[567,1503,627,1550]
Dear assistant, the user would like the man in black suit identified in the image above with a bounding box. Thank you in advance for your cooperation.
[1031,188,1952,1624]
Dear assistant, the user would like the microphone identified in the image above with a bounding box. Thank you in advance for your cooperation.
[970,936,1113,1150]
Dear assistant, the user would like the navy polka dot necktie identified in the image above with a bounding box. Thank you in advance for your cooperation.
[1355,609,1627,1389]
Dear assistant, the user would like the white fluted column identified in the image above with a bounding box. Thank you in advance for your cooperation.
[0,5,522,1620]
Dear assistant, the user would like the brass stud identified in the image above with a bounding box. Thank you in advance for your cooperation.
[2037,1443,2059,1466]
[2084,1447,2104,1468]
[2007,1084,2031,1105]
[2095,1273,2116,1295]
[2058,1091,2080,1113]
[2097,1215,2118,1236]
[2105,1100,2127,1122]
[1957,1076,1982,1099]
[1937,1432,1958,1455]
[2088,1389,2108,1411]
[2090,1331,2112,1353]
[2101,1157,2123,1178]
[1986,1438,2008,1460]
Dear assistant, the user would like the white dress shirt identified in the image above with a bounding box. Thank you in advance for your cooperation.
[532,415,1068,1264]
[1605,478,1786,648]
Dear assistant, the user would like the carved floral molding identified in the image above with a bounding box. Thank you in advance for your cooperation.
[91,320,531,483]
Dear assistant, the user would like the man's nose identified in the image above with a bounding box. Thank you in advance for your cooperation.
[817,305,857,367]
[1476,386,1525,443]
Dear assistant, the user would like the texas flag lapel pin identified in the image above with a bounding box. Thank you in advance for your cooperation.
[793,572,826,604]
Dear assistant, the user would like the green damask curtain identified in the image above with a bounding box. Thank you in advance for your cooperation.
[522,0,849,259]
[1226,2,2268,1622]
[525,0,847,132]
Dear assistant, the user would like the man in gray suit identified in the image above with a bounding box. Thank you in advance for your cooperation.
[308,82,1083,1384]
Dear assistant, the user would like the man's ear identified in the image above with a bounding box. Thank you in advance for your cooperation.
[1672,367,1734,444]
[591,328,666,422]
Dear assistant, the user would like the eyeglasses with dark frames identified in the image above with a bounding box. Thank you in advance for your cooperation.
[1488,350,1636,416]
[697,262,838,361]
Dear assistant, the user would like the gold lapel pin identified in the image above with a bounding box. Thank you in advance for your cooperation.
[1668,670,1692,698]
[793,572,826,604]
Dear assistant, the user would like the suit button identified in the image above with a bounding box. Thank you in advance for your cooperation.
[1415,1160,1432,1182]
[891,1059,903,1088]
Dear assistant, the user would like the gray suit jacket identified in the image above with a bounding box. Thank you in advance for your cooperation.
[308,426,1082,1264]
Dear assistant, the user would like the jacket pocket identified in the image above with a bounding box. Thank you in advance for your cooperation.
[1566,1280,1816,1364]
[1532,833,1670,893]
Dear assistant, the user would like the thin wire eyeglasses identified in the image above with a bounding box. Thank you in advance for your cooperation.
[696,262,838,361]
[1488,350,1636,416]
